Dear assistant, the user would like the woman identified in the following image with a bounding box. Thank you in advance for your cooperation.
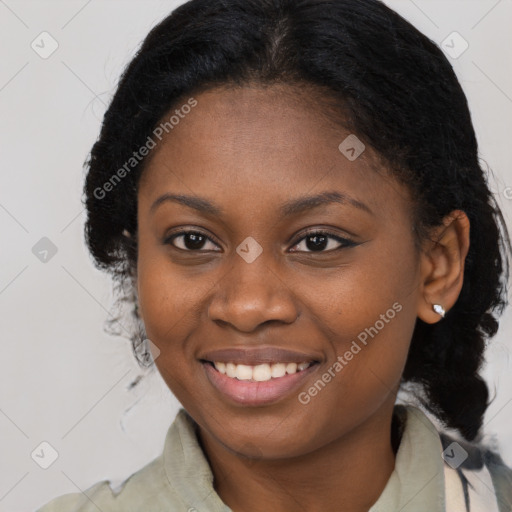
[37,0,512,510]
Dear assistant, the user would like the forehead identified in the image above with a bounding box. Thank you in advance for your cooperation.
[138,85,413,225]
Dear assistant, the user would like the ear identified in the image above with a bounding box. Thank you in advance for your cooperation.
[417,210,470,324]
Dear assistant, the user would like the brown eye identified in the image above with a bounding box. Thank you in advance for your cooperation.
[164,230,220,251]
[290,230,357,253]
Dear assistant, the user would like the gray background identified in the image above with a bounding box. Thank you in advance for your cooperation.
[0,1,511,510]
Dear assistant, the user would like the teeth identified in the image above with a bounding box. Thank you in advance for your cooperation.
[271,363,286,378]
[212,361,313,381]
[286,362,297,374]
[235,364,253,380]
[226,363,237,378]
[253,364,272,381]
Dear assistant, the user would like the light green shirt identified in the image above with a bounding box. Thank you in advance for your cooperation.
[36,404,512,512]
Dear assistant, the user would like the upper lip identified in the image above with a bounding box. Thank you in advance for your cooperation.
[199,346,321,365]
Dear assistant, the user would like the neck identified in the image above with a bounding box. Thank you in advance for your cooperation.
[196,402,402,512]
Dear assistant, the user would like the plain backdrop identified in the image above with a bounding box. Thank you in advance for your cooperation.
[1,1,511,510]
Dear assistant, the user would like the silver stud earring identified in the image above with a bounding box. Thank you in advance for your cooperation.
[433,304,446,318]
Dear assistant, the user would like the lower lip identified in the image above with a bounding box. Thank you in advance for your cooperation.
[202,361,319,406]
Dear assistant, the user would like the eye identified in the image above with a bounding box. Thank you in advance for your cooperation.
[164,228,357,253]
[289,230,357,253]
[164,230,221,252]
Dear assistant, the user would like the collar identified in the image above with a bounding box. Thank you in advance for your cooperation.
[163,405,446,512]
[369,404,446,511]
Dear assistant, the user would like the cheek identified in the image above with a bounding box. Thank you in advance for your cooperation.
[136,235,185,345]
[135,239,214,358]
[303,240,419,404]
[135,249,201,402]
[291,294,415,454]
[137,272,195,353]
[137,259,172,336]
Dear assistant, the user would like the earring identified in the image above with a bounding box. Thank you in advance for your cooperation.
[433,304,446,318]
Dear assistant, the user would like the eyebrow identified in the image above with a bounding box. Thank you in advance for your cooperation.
[149,191,373,217]
[280,191,373,217]
[150,193,223,216]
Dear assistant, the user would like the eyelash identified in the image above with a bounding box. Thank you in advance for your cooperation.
[163,228,357,253]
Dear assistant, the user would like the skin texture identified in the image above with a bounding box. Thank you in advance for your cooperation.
[135,84,470,512]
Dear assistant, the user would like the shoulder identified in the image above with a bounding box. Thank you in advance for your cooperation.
[35,479,117,512]
[35,409,211,512]
[439,431,512,511]
[481,445,512,510]
[35,453,185,511]
[397,404,511,511]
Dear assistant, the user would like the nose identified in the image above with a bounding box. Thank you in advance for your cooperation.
[207,252,299,332]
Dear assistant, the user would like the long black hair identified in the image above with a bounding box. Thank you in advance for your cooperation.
[83,0,511,443]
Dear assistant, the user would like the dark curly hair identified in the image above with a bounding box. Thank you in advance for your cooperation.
[83,0,511,443]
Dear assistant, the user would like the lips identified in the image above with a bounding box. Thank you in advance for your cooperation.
[199,346,321,366]
[198,345,322,406]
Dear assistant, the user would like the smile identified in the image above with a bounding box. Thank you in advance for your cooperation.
[201,359,320,406]
[210,361,314,381]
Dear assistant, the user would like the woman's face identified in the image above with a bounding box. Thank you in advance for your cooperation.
[136,84,423,458]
